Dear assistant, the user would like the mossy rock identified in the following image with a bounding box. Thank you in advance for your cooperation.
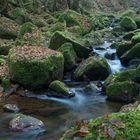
[48,80,75,98]
[58,43,77,71]
[131,32,140,44]
[84,31,104,46]
[74,56,110,81]
[61,106,140,140]
[49,31,92,58]
[0,39,15,55]
[135,16,140,28]
[0,17,20,39]
[120,10,136,19]
[48,22,66,33]
[28,14,47,27]
[8,7,28,24]
[120,16,137,31]
[8,45,64,89]
[121,43,140,65]
[58,10,93,35]
[116,41,133,58]
[106,81,139,102]
[67,26,83,36]
[17,22,45,46]
[104,69,136,88]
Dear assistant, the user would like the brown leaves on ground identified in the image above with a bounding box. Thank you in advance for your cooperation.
[64,120,89,139]
[10,45,60,61]
[75,120,89,137]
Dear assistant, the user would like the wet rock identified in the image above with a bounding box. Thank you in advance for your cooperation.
[57,43,77,71]
[74,56,110,81]
[48,80,75,98]
[120,16,137,31]
[49,31,92,58]
[116,41,133,58]
[121,43,140,65]
[9,114,45,132]
[105,52,115,60]
[8,45,64,89]
[95,47,106,50]
[106,81,139,102]
[104,67,140,102]
[3,104,19,113]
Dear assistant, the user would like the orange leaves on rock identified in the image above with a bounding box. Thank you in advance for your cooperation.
[11,45,59,61]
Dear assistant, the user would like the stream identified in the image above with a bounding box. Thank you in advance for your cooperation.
[0,41,125,140]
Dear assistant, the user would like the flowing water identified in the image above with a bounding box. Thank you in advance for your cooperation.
[0,41,125,140]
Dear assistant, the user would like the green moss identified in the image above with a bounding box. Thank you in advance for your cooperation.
[8,8,27,24]
[49,80,69,95]
[74,56,110,81]
[120,10,136,19]
[132,32,140,44]
[58,10,93,35]
[121,43,140,64]
[106,81,139,97]
[8,45,64,89]
[84,31,104,46]
[17,22,45,46]
[49,22,66,33]
[86,109,140,140]
[1,76,11,92]
[49,31,92,58]
[18,22,37,39]
[135,16,140,28]
[104,69,136,87]
[116,41,133,58]
[61,106,140,140]
[58,43,77,71]
[120,16,137,31]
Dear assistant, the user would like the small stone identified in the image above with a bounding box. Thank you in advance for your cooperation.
[3,104,20,113]
[9,114,45,132]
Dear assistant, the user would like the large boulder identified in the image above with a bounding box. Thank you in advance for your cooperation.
[74,56,110,81]
[58,10,93,35]
[9,114,45,132]
[58,43,77,71]
[120,16,137,31]
[116,41,133,58]
[49,31,92,58]
[8,45,64,89]
[48,80,75,98]
[106,81,139,102]
[104,67,140,102]
[0,17,20,39]
[121,43,140,65]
